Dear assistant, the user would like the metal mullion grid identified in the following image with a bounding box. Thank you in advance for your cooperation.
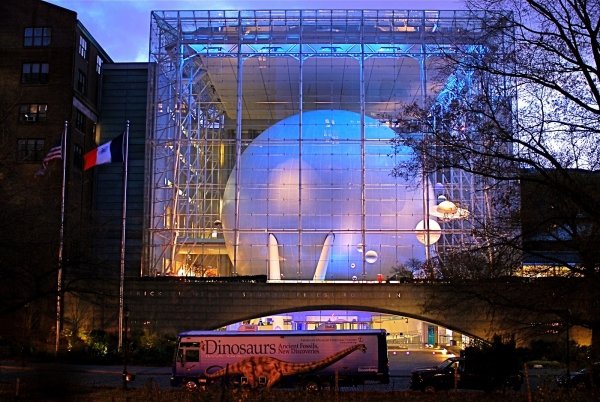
[150,23,180,275]
[148,8,503,277]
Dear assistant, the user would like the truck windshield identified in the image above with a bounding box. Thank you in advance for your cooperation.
[178,341,201,365]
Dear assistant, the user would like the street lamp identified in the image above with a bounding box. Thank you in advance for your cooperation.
[122,306,129,390]
[565,309,572,388]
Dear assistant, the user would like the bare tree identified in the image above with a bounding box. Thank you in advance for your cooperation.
[0,78,114,353]
[391,1,600,356]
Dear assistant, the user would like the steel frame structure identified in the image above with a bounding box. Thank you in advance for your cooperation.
[146,9,509,278]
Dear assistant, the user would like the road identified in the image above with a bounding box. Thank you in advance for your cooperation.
[0,349,445,390]
[0,349,559,393]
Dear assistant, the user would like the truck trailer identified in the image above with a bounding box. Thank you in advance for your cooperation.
[171,329,389,391]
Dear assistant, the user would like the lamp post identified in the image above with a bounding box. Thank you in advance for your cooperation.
[122,305,129,390]
[565,309,571,388]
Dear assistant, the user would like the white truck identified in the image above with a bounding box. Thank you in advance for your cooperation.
[171,329,389,391]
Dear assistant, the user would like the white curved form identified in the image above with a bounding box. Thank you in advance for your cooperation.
[415,219,442,245]
[313,232,335,281]
[268,233,282,281]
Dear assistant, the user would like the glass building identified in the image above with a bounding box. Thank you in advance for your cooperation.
[146,9,506,281]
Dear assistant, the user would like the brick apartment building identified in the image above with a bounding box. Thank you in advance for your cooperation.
[0,0,111,350]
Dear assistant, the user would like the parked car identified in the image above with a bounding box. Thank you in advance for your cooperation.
[410,356,523,392]
[556,362,600,389]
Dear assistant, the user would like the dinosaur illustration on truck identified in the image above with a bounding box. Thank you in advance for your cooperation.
[171,329,388,391]
[204,343,367,389]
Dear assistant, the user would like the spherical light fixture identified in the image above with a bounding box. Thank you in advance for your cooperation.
[365,250,378,264]
[437,200,458,215]
[415,219,442,245]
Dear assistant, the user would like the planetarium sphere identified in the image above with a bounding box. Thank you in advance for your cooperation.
[221,110,436,280]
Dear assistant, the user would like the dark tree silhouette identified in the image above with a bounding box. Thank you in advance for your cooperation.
[0,80,117,354]
[391,0,600,357]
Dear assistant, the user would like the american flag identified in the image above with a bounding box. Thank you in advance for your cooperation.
[43,142,62,166]
[35,141,62,177]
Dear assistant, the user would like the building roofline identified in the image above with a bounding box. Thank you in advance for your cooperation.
[77,20,113,63]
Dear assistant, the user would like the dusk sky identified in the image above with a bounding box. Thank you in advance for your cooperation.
[44,0,466,62]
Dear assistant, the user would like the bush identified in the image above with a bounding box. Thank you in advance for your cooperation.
[129,331,176,366]
[526,339,591,368]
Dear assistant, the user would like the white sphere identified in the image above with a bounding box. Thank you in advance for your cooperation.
[221,110,434,280]
[365,250,378,264]
[415,219,442,245]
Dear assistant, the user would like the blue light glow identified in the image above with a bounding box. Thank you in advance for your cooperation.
[222,110,435,280]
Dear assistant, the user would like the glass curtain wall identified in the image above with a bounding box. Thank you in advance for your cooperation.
[147,9,500,280]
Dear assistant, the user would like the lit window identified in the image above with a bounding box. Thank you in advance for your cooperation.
[19,104,48,122]
[96,55,103,74]
[24,27,51,47]
[79,36,88,59]
[21,63,49,84]
[17,138,45,162]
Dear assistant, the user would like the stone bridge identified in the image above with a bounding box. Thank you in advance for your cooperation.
[124,277,593,345]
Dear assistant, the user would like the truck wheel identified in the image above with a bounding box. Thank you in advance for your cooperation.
[304,379,321,392]
[423,385,436,393]
[184,380,199,392]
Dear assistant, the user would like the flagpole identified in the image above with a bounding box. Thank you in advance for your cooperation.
[55,120,68,356]
[118,121,130,351]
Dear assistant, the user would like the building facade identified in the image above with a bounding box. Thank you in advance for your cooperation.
[4,3,586,350]
[146,9,508,281]
[94,63,153,277]
[0,0,111,347]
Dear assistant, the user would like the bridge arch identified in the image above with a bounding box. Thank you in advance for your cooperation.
[127,280,516,343]
[211,304,486,345]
